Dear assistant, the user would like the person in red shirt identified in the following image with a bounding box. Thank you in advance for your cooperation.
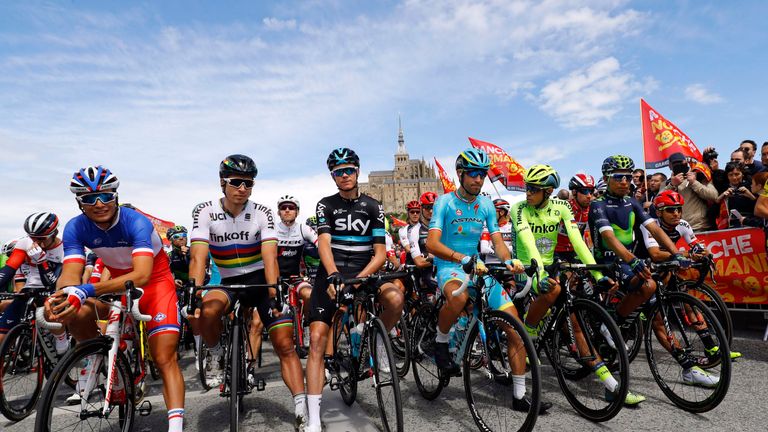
[555,173,595,262]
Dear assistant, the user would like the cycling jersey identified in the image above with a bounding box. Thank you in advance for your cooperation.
[398,224,417,264]
[589,193,654,262]
[62,207,179,339]
[555,198,590,253]
[429,192,499,268]
[408,221,430,260]
[276,221,318,277]
[635,218,699,259]
[190,199,277,279]
[479,220,513,264]
[167,247,190,282]
[385,231,396,258]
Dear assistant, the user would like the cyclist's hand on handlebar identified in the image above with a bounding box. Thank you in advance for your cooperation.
[539,277,557,294]
[47,285,90,321]
[628,257,651,280]
[504,258,525,274]
[339,285,355,305]
[268,296,284,318]
[671,253,692,269]
[326,272,344,300]
[597,276,619,294]
[461,254,488,275]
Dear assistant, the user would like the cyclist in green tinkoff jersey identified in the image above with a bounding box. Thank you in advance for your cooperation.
[511,164,647,406]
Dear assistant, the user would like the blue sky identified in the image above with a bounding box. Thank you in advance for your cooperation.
[1,0,767,241]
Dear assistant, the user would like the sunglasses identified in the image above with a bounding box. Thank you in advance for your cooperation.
[421,205,433,211]
[171,233,187,240]
[77,192,118,206]
[662,206,682,214]
[577,188,594,196]
[223,178,254,189]
[279,205,297,211]
[408,210,420,214]
[463,169,487,179]
[610,173,633,182]
[525,184,543,193]
[332,167,357,177]
[30,229,58,240]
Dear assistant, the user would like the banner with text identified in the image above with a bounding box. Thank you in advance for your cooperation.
[133,207,176,247]
[468,137,526,192]
[434,158,457,193]
[676,227,768,304]
[641,98,703,169]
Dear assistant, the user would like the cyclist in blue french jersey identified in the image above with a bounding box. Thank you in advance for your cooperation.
[426,149,543,412]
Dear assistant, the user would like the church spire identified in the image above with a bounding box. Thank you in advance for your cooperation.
[396,114,407,155]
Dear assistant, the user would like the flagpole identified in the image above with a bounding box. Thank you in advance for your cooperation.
[489,179,503,199]
[640,98,650,203]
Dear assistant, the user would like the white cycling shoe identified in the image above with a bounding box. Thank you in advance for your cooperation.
[682,366,719,388]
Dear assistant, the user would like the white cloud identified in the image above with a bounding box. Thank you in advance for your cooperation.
[263,17,297,31]
[535,57,656,127]
[685,83,723,104]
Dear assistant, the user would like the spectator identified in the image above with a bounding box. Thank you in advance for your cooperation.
[730,148,745,164]
[645,172,667,207]
[632,169,645,189]
[666,152,718,231]
[702,146,728,193]
[556,189,571,200]
[751,172,768,221]
[761,141,768,170]
[739,140,764,175]
[716,162,756,228]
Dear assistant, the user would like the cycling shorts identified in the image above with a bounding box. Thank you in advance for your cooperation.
[436,264,514,313]
[0,295,25,334]
[139,271,182,339]
[206,270,293,333]
[309,264,384,325]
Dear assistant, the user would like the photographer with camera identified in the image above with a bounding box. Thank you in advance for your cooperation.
[702,147,729,193]
[717,162,757,227]
[666,152,718,231]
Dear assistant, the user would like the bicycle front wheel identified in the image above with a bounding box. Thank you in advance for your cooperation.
[0,323,44,421]
[464,311,540,432]
[229,322,244,432]
[34,338,134,432]
[369,318,404,432]
[332,311,358,406]
[410,303,444,400]
[391,313,410,378]
[677,280,733,345]
[644,292,731,412]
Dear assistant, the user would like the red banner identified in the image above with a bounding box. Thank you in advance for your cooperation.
[390,216,408,227]
[676,227,768,304]
[468,137,525,192]
[640,98,703,169]
[133,207,176,247]
[433,158,456,193]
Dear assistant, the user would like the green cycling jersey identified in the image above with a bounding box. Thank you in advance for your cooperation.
[510,197,603,281]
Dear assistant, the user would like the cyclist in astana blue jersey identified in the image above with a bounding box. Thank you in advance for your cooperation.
[428,149,544,413]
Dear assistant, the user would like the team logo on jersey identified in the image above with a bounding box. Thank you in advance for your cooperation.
[473,203,479,213]
[93,238,102,246]
[535,237,554,254]
[456,209,463,216]
[335,215,370,233]
[153,313,167,322]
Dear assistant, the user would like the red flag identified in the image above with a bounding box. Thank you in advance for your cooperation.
[433,158,457,193]
[467,137,525,192]
[390,216,408,227]
[640,99,703,169]
[132,206,176,247]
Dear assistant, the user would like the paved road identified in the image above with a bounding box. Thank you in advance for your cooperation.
[4,335,766,432]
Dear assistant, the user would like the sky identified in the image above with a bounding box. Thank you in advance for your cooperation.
[1,0,767,241]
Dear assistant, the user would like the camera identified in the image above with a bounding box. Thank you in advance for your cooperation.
[671,162,690,175]
[703,149,719,163]
[729,186,741,195]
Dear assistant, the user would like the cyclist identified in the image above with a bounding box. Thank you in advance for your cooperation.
[276,194,318,356]
[1,239,21,296]
[166,225,204,363]
[45,166,185,432]
[408,191,438,291]
[479,198,513,264]
[554,173,595,262]
[0,213,67,352]
[426,149,544,412]
[399,200,421,259]
[305,148,404,432]
[189,154,307,429]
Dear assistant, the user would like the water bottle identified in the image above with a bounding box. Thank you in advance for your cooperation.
[599,323,616,350]
[350,323,363,358]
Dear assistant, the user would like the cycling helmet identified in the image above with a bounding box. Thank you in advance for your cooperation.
[277,195,300,208]
[493,198,511,212]
[595,178,607,194]
[306,215,318,228]
[166,225,188,240]
[455,148,491,171]
[70,166,120,194]
[653,190,685,209]
[326,148,360,170]
[568,172,596,190]
[601,155,635,176]
[406,200,421,210]
[220,154,257,178]
[419,191,438,206]
[24,212,59,237]
[2,239,19,255]
[524,164,560,189]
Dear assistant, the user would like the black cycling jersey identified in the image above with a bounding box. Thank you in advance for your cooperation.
[168,247,190,282]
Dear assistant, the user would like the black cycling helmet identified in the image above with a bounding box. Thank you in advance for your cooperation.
[166,225,188,240]
[326,148,360,171]
[220,154,257,178]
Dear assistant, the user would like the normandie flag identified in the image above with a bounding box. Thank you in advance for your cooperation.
[640,98,703,168]
[433,158,457,193]
[468,137,525,192]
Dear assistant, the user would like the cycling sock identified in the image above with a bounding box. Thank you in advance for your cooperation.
[435,328,450,344]
[193,335,201,351]
[593,362,618,393]
[167,408,184,432]
[307,394,322,428]
[696,329,716,349]
[512,375,526,399]
[293,392,308,418]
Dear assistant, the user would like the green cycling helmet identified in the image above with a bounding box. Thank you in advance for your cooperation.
[601,155,635,176]
[166,225,188,240]
[524,164,560,188]
[455,148,491,171]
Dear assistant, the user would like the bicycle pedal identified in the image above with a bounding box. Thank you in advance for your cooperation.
[328,376,340,391]
[138,400,152,416]
[255,379,266,391]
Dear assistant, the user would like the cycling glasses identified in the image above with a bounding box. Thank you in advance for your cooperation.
[171,233,187,240]
[408,210,420,215]
[610,173,633,183]
[279,204,297,211]
[662,206,682,214]
[77,192,118,206]
[463,169,487,179]
[525,184,543,193]
[331,167,358,177]
[222,178,254,189]
[421,205,434,211]
[576,188,595,196]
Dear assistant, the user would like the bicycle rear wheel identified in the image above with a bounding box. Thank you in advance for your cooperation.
[464,311,540,432]
[34,338,134,432]
[369,318,403,432]
[0,323,44,421]
[410,303,444,400]
[644,292,731,412]
[548,299,629,422]
[390,313,410,378]
[332,312,358,406]
[229,322,244,432]
[677,280,733,345]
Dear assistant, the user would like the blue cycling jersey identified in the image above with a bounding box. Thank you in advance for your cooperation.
[429,191,499,268]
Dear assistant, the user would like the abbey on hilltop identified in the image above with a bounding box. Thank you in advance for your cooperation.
[359,119,442,213]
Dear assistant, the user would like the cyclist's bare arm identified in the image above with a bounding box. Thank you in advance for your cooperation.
[645,221,679,255]
[189,242,209,286]
[356,243,386,279]
[261,240,279,292]
[426,229,460,263]
[317,232,338,275]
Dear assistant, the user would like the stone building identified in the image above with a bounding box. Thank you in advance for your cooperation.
[359,121,442,213]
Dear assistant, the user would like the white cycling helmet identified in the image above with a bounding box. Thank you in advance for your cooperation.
[2,238,20,255]
[277,195,300,209]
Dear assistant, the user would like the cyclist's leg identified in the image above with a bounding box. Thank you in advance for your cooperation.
[0,296,25,345]
[486,277,526,373]
[523,278,561,332]
[198,289,230,347]
[377,281,405,331]
[248,309,263,363]
[435,266,467,373]
[615,263,656,318]
[306,267,337,431]
[298,282,312,318]
[58,298,105,341]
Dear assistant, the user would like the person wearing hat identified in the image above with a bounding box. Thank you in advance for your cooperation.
[666,152,718,231]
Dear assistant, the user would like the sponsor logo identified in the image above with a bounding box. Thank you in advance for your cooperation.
[245,213,251,221]
[210,230,251,242]
[451,217,483,224]
[530,223,558,234]
[93,238,102,246]
[211,213,227,221]
[456,209,463,216]
[535,237,554,253]
[334,215,370,233]
[281,249,299,257]
[153,313,167,322]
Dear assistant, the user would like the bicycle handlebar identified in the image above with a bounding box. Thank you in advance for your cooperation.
[453,258,539,298]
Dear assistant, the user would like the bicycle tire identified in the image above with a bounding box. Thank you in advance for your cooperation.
[34,338,135,432]
[391,313,411,378]
[410,303,444,400]
[369,317,404,432]
[644,292,731,413]
[464,311,540,432]
[677,280,733,345]
[547,298,629,422]
[0,323,43,421]
[332,313,358,406]
[230,321,242,432]
[198,338,215,391]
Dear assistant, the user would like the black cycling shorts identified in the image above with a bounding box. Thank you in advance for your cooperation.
[208,270,293,333]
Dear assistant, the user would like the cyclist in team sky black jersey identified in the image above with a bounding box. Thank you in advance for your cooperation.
[189,154,308,429]
[304,148,404,432]
[45,166,186,432]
